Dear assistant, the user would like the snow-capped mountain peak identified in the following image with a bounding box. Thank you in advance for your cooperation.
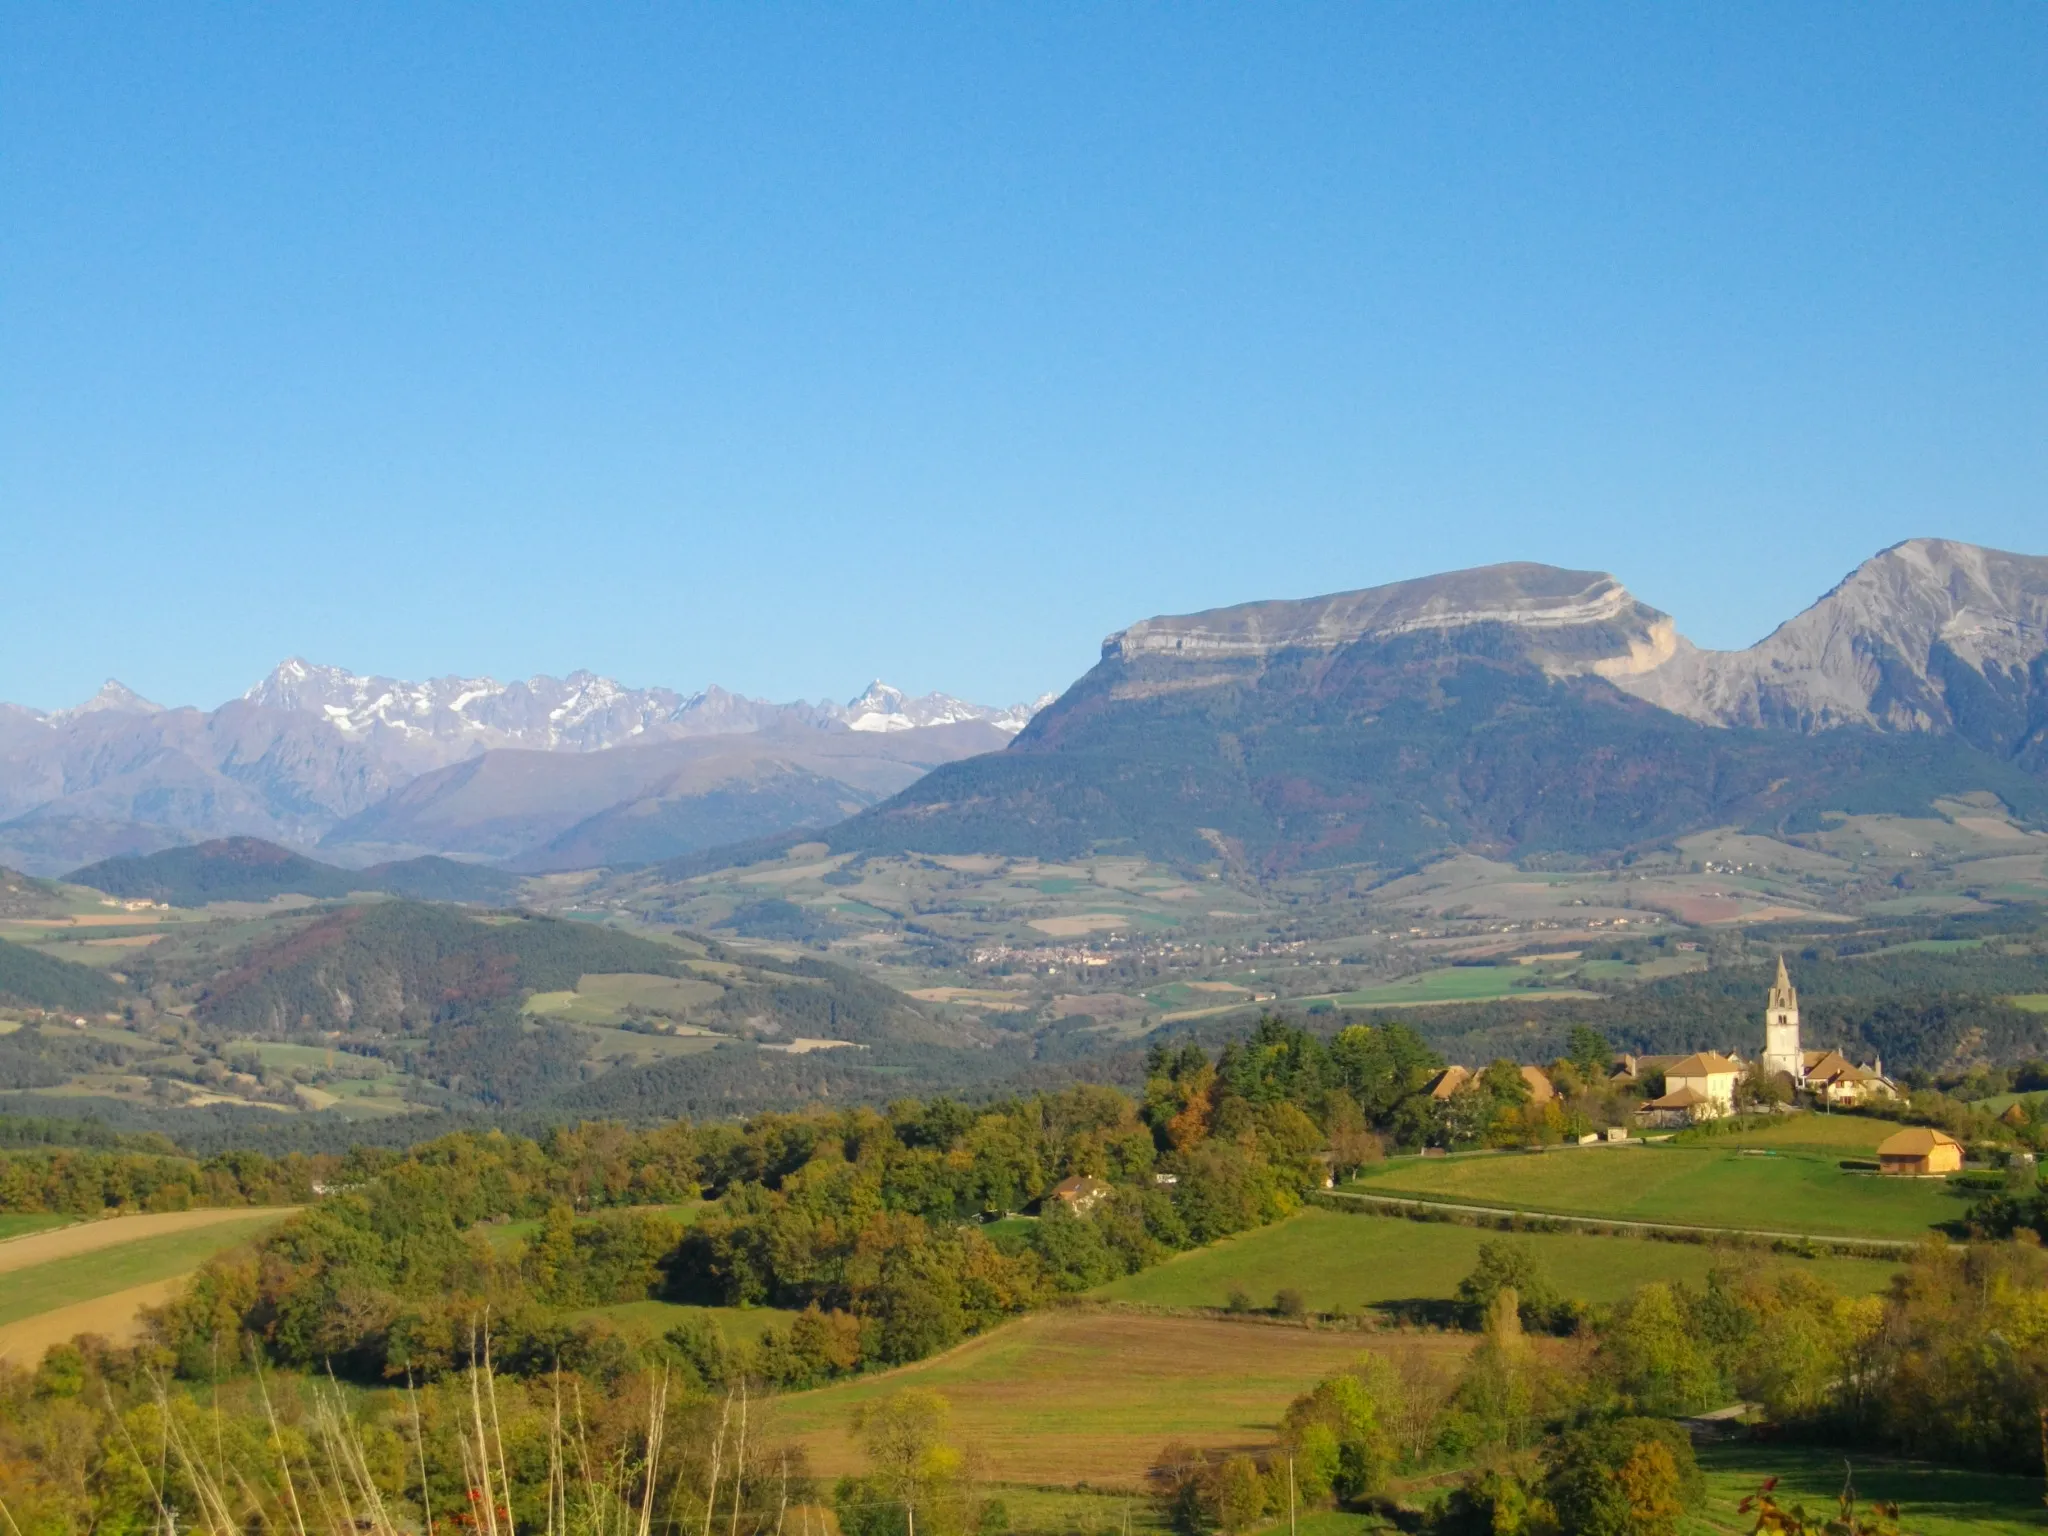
[837,680,1051,733]
[239,662,1050,749]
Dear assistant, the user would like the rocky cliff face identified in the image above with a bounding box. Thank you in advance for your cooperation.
[1612,539,2048,766]
[836,542,2048,873]
[1104,562,1682,678]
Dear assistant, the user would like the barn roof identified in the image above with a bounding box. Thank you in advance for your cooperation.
[1877,1127,1962,1157]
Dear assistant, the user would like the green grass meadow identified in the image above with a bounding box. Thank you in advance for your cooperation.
[1672,1114,1893,1154]
[1320,969,1598,1007]
[0,1213,77,1241]
[1685,1445,2048,1536]
[0,1212,290,1327]
[525,972,724,1024]
[1347,1142,1965,1239]
[223,1039,384,1076]
[1091,1208,1902,1315]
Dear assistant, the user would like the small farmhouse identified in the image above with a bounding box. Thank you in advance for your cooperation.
[1877,1127,1964,1175]
[1424,1064,1552,1102]
[1426,1065,1472,1101]
[1802,1050,1896,1107]
[1048,1174,1114,1213]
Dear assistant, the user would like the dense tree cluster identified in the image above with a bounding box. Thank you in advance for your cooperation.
[1168,1234,2024,1534]
[115,1022,1446,1390]
[0,1142,318,1212]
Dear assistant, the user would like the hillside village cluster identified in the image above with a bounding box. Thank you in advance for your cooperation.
[1420,957,1965,1174]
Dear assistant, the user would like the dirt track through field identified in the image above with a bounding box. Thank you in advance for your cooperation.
[0,1277,191,1363]
[0,1207,299,1274]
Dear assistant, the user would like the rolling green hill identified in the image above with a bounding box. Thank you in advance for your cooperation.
[67,838,520,907]
[190,899,694,1036]
[0,936,124,1012]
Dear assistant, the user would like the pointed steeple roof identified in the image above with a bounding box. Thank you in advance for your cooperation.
[1768,954,1798,1012]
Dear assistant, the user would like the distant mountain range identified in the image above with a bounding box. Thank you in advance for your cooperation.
[0,662,1051,875]
[824,539,2048,872]
[11,540,2046,883]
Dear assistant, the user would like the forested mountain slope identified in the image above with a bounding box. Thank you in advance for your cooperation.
[0,937,123,1013]
[68,838,522,906]
[171,901,694,1036]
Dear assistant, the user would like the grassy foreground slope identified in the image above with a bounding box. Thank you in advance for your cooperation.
[1347,1143,1965,1239]
[1092,1208,1903,1314]
[1686,1445,2046,1536]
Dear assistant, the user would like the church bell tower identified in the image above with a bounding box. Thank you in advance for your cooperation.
[1762,955,1804,1083]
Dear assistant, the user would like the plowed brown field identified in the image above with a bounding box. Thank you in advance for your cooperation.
[0,1279,185,1363]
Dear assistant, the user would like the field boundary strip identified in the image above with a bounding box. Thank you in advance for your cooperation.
[1318,1189,1923,1255]
[0,1217,80,1250]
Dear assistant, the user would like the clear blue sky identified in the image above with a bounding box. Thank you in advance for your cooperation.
[4,4,2043,712]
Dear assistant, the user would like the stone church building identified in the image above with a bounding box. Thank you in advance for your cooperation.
[1634,956,1894,1124]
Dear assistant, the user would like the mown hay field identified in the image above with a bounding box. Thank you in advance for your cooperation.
[1091,1208,1902,1315]
[0,1207,296,1276]
[771,1312,1464,1488]
[1347,1143,1963,1239]
[0,1211,290,1329]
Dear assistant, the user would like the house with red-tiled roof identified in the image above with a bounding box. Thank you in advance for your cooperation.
[1802,1050,1896,1107]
